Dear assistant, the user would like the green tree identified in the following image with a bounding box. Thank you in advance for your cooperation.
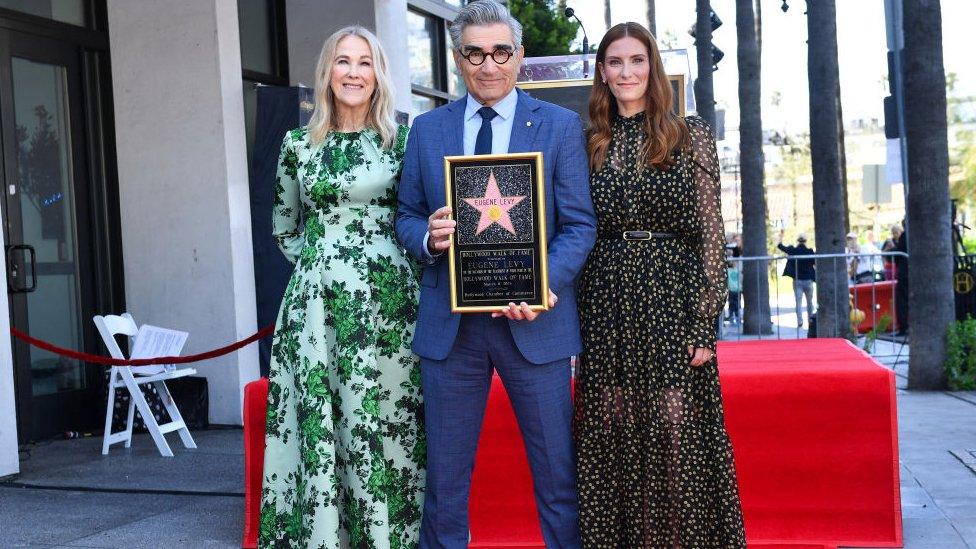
[771,133,811,229]
[947,70,975,211]
[953,131,976,207]
[509,0,580,57]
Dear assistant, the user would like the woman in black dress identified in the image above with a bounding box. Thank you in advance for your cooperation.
[575,22,746,547]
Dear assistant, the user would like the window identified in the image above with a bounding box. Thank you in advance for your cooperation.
[237,0,288,168]
[238,0,276,75]
[0,0,86,26]
[408,4,465,115]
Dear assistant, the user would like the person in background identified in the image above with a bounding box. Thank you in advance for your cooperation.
[882,223,903,281]
[862,230,884,276]
[726,248,743,326]
[728,232,742,257]
[894,222,909,336]
[777,232,816,328]
[847,232,874,284]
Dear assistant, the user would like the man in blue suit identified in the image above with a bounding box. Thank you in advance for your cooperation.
[395,2,595,547]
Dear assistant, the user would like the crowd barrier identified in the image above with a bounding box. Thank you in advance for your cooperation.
[724,251,909,357]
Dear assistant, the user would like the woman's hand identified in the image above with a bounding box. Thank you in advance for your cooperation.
[687,345,715,367]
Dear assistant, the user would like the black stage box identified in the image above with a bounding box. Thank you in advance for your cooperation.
[249,86,314,377]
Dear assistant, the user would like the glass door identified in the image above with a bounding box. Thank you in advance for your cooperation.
[1,29,100,442]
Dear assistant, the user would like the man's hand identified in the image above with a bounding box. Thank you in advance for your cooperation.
[427,206,455,255]
[491,290,558,322]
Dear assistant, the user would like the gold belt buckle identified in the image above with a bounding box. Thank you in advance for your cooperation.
[623,231,652,241]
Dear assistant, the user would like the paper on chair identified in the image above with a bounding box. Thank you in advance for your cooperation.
[129,325,189,374]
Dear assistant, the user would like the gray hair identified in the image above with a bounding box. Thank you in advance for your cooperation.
[449,0,523,51]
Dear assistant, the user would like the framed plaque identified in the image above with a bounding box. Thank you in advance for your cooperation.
[444,152,549,313]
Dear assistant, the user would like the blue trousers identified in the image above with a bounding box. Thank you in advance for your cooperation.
[419,314,580,549]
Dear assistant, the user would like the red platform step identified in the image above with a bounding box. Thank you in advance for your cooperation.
[243,338,902,549]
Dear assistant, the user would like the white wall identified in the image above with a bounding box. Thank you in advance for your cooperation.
[0,208,19,478]
[106,0,259,425]
[285,0,412,118]
[286,0,377,87]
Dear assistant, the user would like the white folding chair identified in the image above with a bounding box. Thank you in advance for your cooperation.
[94,313,197,457]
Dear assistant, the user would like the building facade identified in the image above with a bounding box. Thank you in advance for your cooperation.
[0,0,464,478]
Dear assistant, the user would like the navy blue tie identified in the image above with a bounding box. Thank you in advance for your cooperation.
[474,107,498,155]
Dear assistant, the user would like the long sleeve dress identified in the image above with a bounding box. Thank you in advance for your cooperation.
[575,114,746,547]
[259,125,425,549]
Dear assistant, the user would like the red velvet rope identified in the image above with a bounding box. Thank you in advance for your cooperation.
[9,324,276,366]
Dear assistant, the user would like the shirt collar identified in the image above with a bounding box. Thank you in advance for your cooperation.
[464,87,519,122]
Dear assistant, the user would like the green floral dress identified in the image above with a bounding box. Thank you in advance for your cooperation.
[259,125,425,549]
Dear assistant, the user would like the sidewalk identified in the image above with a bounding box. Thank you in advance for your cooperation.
[2,346,975,548]
[0,429,244,548]
[879,345,976,548]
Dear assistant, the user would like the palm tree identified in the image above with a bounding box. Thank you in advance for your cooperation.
[753,0,761,53]
[647,0,656,35]
[837,84,850,231]
[736,0,772,335]
[694,0,715,129]
[806,0,849,338]
[604,0,611,31]
[903,0,953,389]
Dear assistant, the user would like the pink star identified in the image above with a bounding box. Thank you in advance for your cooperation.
[462,170,527,235]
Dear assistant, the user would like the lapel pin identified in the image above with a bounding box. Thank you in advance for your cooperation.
[526,121,533,127]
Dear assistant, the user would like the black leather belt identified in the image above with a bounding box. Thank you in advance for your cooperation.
[600,231,679,241]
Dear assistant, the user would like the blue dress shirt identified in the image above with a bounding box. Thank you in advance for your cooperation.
[462,87,519,155]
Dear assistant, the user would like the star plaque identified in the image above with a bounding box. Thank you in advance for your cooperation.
[444,152,549,313]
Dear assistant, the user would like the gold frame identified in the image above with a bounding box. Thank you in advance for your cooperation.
[518,78,592,90]
[517,74,687,116]
[443,152,549,313]
[670,73,686,117]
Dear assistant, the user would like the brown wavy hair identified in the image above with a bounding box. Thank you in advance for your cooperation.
[587,22,689,173]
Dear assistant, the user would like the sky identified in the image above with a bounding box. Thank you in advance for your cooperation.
[564,0,975,136]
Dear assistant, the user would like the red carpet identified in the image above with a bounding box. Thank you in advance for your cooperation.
[468,339,902,549]
[244,339,902,549]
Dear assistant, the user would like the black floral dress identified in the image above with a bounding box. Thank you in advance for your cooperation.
[575,114,746,547]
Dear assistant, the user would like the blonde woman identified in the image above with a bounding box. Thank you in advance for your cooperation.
[259,26,424,548]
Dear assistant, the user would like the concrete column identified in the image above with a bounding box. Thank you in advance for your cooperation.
[375,0,412,118]
[106,0,259,425]
[0,209,19,478]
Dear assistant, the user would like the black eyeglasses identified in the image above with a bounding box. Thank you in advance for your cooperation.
[461,48,513,66]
